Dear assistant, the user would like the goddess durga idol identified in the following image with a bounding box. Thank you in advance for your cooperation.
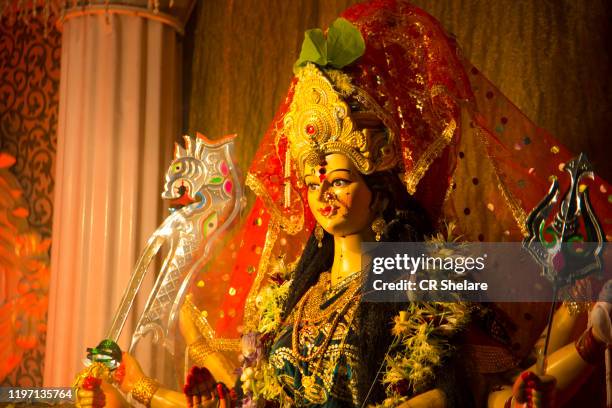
[74,1,612,407]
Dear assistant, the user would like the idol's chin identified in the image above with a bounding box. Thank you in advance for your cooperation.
[320,220,367,239]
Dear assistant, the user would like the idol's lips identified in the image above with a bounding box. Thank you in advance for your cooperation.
[317,205,338,217]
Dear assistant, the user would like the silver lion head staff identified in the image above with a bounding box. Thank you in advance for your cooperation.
[86,133,242,371]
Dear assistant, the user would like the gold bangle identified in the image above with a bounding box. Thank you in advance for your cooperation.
[211,338,241,352]
[188,338,216,366]
[131,376,159,407]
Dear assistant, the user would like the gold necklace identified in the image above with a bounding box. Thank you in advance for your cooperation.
[326,270,363,301]
[300,299,360,405]
[302,276,353,323]
[291,273,360,363]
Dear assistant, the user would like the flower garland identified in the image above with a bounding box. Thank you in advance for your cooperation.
[374,222,472,407]
[238,278,291,406]
[376,301,470,407]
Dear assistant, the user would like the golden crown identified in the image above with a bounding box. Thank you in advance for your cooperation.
[283,63,398,176]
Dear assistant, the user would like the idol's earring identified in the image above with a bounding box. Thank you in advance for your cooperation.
[314,223,324,248]
[371,216,386,242]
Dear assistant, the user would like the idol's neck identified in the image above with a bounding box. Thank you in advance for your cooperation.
[330,229,374,287]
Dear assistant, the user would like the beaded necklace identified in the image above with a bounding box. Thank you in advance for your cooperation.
[287,271,362,404]
[291,271,362,362]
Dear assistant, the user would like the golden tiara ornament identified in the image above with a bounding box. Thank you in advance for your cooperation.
[283,63,398,176]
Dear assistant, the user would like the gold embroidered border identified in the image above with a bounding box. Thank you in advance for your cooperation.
[246,172,304,235]
[474,127,529,236]
[442,163,458,208]
[243,221,281,332]
[183,294,241,352]
[270,345,359,404]
[493,170,529,237]
[243,172,305,330]
[184,293,216,339]
[404,118,457,194]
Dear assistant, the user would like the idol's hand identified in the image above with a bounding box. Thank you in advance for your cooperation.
[183,366,231,408]
[76,376,105,408]
[75,377,129,408]
[511,371,556,408]
[116,352,145,394]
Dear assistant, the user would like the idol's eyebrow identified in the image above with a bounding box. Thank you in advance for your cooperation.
[303,168,351,183]
[327,168,352,176]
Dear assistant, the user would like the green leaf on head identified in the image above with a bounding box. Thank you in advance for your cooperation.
[294,18,365,73]
[294,28,328,72]
[326,18,365,68]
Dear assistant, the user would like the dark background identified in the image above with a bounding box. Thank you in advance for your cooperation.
[183,0,612,181]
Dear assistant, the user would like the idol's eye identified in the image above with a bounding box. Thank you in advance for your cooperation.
[307,182,320,191]
[331,178,350,188]
[173,163,182,173]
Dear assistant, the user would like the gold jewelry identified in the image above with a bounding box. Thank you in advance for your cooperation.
[188,338,241,367]
[564,300,593,316]
[188,338,216,366]
[298,272,360,324]
[371,216,386,241]
[291,272,360,363]
[326,270,362,301]
[295,277,360,404]
[283,63,398,177]
[131,376,159,407]
[314,223,324,248]
[323,190,337,204]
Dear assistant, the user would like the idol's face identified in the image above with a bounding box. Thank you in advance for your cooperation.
[304,153,375,237]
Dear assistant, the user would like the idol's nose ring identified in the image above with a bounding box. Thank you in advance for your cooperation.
[323,190,337,204]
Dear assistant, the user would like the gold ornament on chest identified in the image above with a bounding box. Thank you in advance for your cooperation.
[291,272,360,363]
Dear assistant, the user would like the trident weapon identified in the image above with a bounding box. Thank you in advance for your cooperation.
[523,153,606,378]
[86,133,242,369]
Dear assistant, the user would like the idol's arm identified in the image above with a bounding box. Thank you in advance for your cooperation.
[394,305,582,408]
[179,302,239,386]
[488,302,609,408]
[533,304,582,355]
[115,353,188,408]
[109,353,220,408]
[397,389,447,408]
[487,342,592,408]
[138,303,238,408]
[89,303,239,408]
[86,381,189,408]
[149,388,191,408]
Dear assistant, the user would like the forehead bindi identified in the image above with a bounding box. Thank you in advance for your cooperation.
[303,154,357,183]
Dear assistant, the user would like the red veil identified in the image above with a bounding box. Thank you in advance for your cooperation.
[188,0,612,374]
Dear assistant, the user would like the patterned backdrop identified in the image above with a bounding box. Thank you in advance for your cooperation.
[0,16,59,239]
[0,15,60,386]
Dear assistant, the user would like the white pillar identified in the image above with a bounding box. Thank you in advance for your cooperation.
[44,5,185,386]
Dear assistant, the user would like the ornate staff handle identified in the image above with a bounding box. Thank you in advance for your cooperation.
[85,214,181,369]
[523,153,605,375]
[83,134,242,373]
